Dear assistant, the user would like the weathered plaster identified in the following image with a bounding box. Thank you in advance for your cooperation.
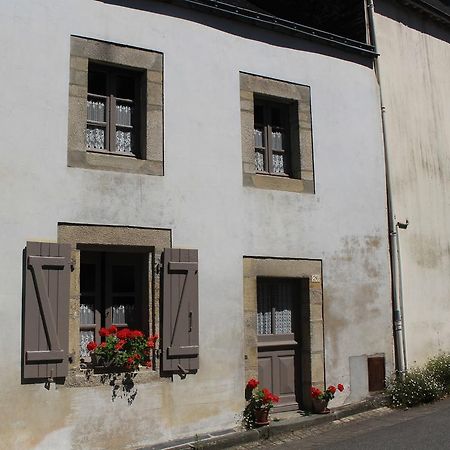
[0,0,391,447]
[375,0,450,365]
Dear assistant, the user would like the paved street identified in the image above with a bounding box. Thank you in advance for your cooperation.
[233,397,450,450]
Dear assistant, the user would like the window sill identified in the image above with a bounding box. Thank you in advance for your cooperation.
[243,173,314,194]
[68,149,163,175]
[65,367,165,388]
[87,149,138,158]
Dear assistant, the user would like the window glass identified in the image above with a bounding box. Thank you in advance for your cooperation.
[88,70,107,96]
[112,265,135,292]
[116,74,135,99]
[254,99,290,176]
[257,278,295,335]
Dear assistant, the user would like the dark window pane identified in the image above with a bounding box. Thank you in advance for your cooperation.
[257,280,272,335]
[116,75,135,99]
[88,70,107,95]
[271,107,282,127]
[254,104,264,125]
[80,264,96,293]
[112,265,135,292]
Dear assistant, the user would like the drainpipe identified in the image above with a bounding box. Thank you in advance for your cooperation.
[366,0,407,375]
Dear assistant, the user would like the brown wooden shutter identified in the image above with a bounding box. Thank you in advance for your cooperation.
[368,356,386,391]
[23,242,71,380]
[161,248,199,375]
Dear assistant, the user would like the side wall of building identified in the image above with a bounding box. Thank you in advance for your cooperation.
[375,0,450,366]
[0,0,392,448]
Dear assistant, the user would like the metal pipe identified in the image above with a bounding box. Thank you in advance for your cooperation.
[366,0,407,375]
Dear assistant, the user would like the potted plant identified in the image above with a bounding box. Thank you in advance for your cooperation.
[243,378,279,427]
[86,325,158,372]
[310,383,344,413]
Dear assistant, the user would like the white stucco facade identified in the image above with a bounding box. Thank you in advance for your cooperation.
[0,1,393,448]
[375,0,450,366]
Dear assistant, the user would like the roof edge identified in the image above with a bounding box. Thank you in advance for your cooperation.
[160,0,376,56]
[397,0,450,25]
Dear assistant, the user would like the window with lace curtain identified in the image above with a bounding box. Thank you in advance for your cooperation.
[240,72,314,193]
[86,64,141,156]
[257,278,295,336]
[254,98,292,176]
[68,36,163,175]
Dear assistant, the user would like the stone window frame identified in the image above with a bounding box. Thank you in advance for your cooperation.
[68,36,164,175]
[58,223,171,386]
[240,72,314,193]
[243,257,324,409]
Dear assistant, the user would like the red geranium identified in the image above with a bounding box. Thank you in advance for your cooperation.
[147,334,159,347]
[145,361,152,368]
[246,378,259,390]
[99,327,110,337]
[117,328,131,340]
[86,341,97,352]
[90,327,157,371]
[311,387,322,398]
[130,330,144,339]
[311,383,344,401]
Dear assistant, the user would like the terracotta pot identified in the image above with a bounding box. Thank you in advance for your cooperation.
[254,408,270,426]
[312,398,330,414]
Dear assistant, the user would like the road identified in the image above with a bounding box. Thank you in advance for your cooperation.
[233,397,450,450]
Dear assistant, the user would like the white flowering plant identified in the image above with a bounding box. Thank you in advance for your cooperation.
[387,367,444,408]
[425,353,450,395]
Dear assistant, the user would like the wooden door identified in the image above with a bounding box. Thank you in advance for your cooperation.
[257,278,300,412]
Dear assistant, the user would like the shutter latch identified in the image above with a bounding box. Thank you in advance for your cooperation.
[45,369,55,390]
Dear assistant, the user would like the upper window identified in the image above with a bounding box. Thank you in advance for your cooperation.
[240,73,314,193]
[68,37,163,175]
[86,65,141,156]
[254,99,292,176]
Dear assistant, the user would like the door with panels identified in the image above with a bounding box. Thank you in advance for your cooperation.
[257,277,301,412]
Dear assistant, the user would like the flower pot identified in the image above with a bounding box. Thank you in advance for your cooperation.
[312,398,330,414]
[254,408,270,426]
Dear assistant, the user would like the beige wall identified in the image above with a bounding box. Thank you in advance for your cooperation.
[375,1,450,365]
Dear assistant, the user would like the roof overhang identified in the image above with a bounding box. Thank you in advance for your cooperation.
[159,0,377,57]
[396,0,450,25]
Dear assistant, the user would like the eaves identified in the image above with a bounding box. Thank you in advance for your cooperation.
[158,0,376,57]
[396,0,450,25]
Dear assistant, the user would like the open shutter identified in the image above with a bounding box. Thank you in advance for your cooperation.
[23,242,71,380]
[161,248,199,375]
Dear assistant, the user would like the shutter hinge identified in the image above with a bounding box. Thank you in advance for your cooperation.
[70,257,76,272]
[155,260,162,274]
